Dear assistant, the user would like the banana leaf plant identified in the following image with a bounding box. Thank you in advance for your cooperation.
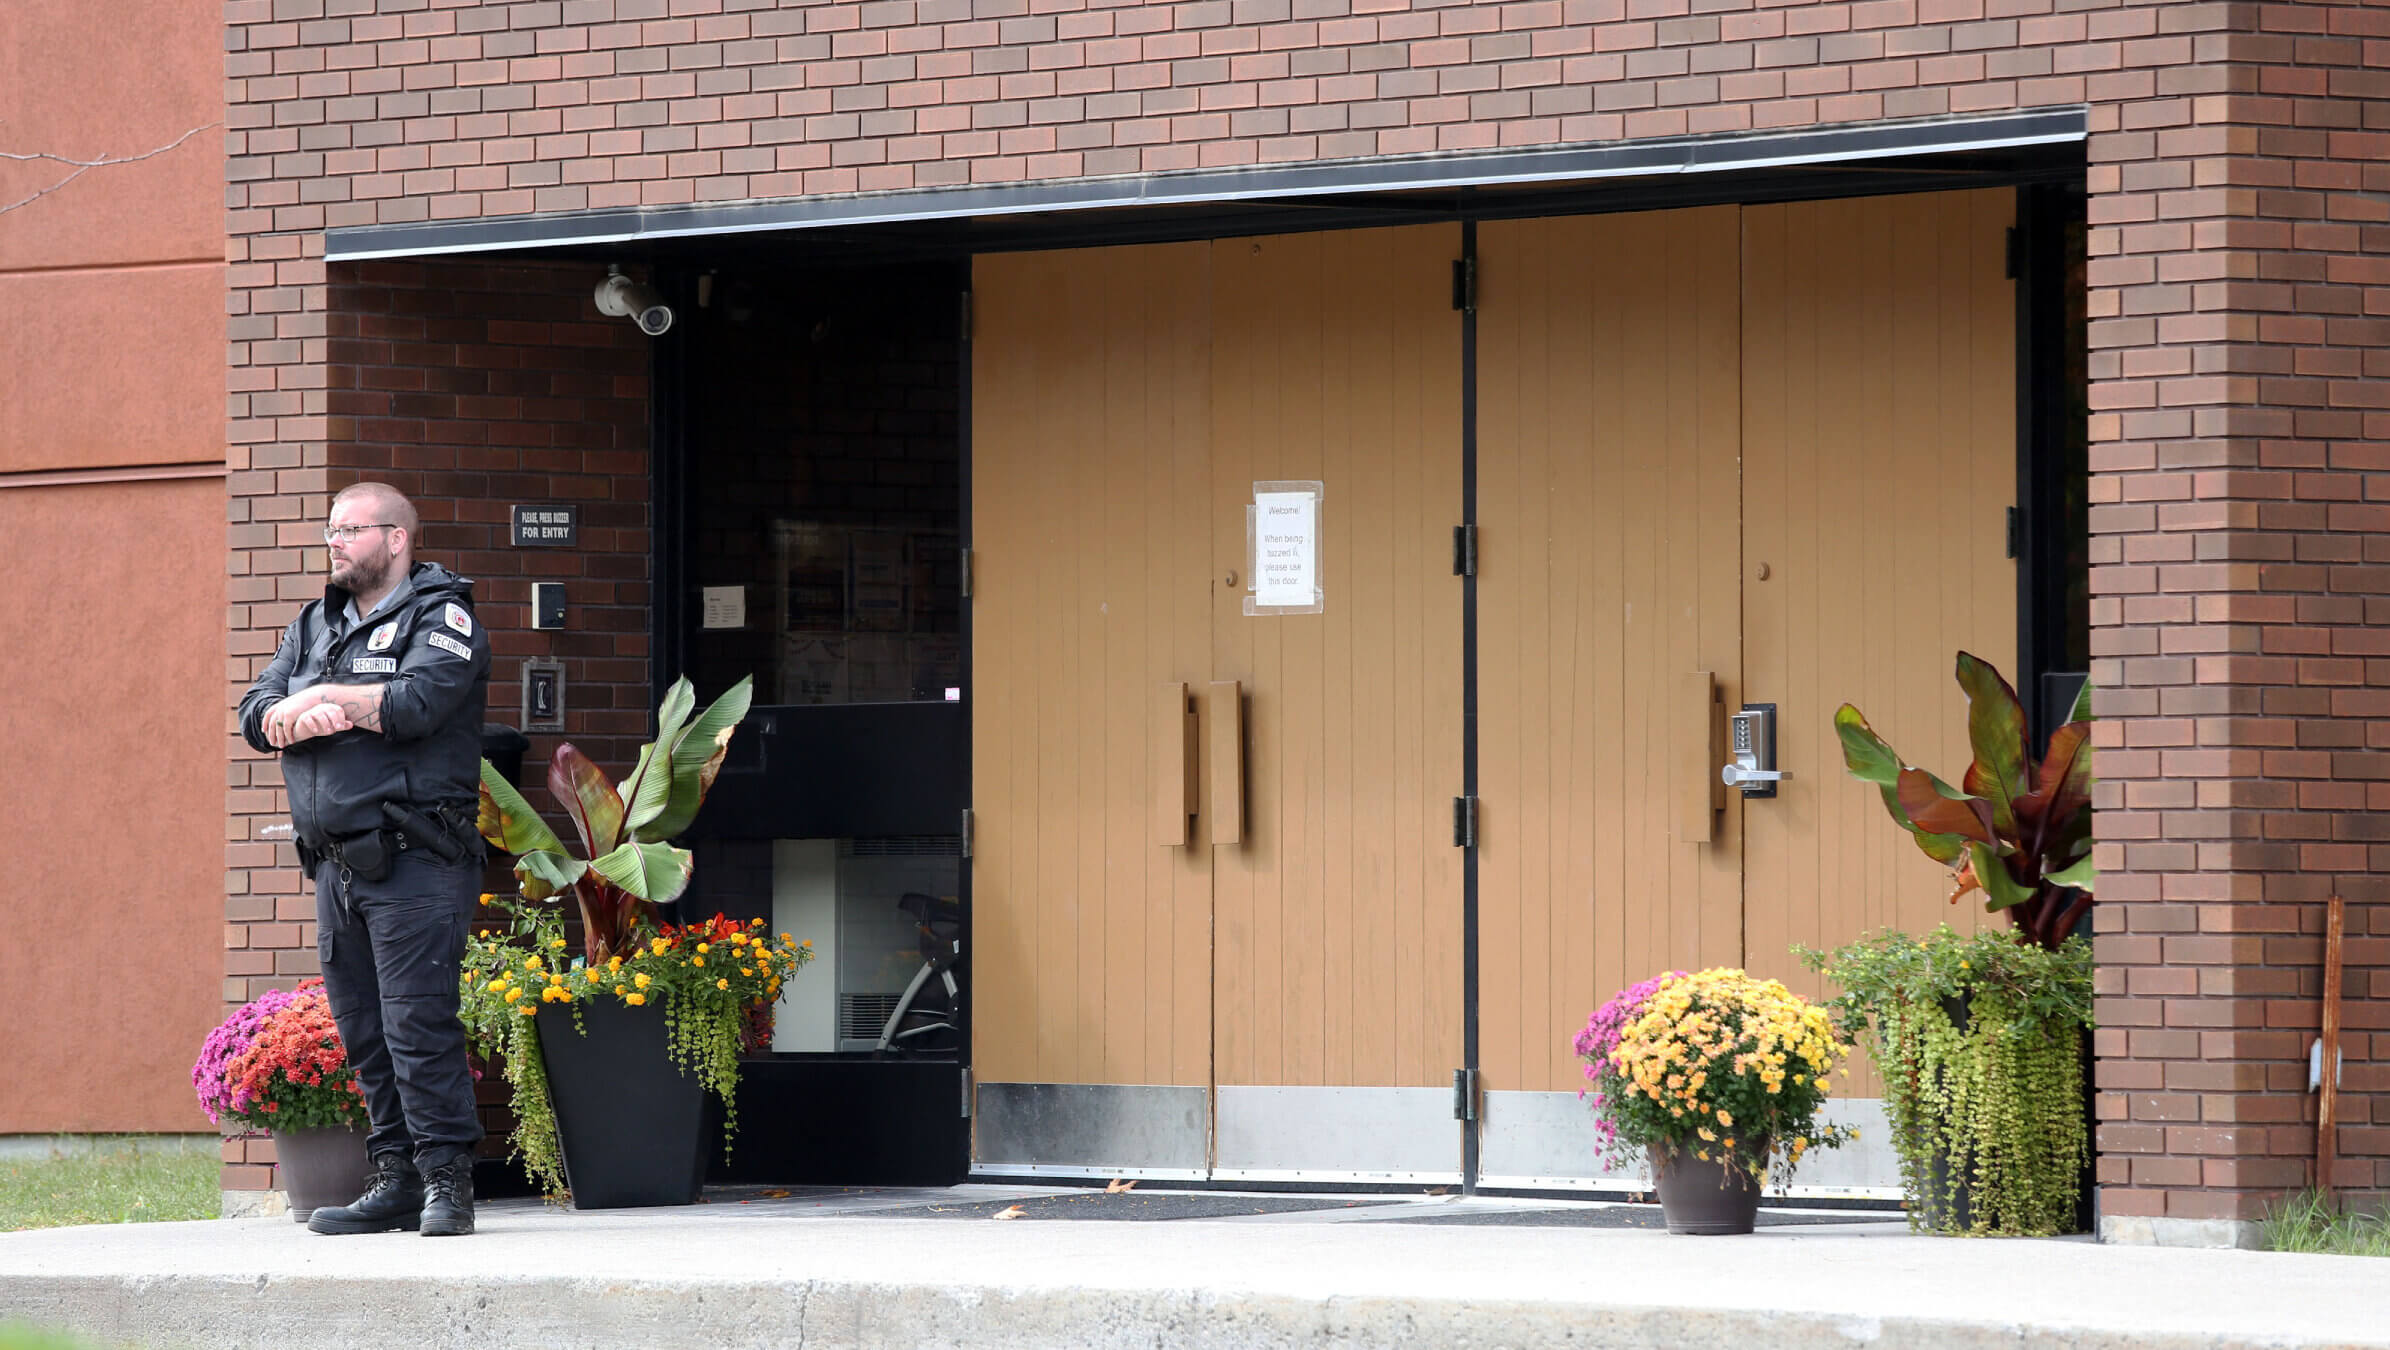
[476,676,754,965]
[1834,653,2093,952]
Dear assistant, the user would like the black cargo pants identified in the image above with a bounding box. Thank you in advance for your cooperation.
[314,848,484,1168]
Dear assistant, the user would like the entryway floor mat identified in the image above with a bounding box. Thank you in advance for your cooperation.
[857,1192,1405,1221]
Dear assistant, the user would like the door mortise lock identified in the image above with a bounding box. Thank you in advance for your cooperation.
[1721,703,1788,797]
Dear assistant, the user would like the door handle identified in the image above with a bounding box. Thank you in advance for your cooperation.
[1204,680,1244,846]
[1679,671,1725,844]
[1154,682,1198,847]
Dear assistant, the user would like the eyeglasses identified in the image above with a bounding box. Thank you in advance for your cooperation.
[323,523,400,544]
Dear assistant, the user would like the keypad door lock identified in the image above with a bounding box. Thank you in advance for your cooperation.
[1721,703,1787,797]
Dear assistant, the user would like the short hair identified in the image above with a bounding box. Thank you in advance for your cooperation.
[331,482,420,546]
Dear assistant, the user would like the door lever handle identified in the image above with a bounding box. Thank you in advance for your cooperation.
[1720,764,1790,788]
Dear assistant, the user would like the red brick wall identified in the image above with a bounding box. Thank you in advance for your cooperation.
[226,256,653,1185]
[2083,0,2390,1222]
[223,0,2390,1227]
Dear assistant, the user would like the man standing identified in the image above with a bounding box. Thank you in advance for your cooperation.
[239,482,493,1237]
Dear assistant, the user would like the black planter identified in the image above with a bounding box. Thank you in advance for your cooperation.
[536,997,709,1210]
[1649,1144,1764,1235]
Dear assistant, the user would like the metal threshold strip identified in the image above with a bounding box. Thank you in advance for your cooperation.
[325,107,2085,262]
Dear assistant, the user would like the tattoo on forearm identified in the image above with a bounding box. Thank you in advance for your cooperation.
[332,692,383,732]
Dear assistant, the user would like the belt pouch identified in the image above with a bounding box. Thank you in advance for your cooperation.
[339,829,392,882]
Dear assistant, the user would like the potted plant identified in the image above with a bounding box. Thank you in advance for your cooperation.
[1575,968,1856,1234]
[1804,651,2097,1235]
[192,978,369,1221]
[468,674,817,1209]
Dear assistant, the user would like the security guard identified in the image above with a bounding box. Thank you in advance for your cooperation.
[238,482,493,1237]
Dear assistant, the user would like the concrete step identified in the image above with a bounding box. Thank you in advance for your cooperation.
[1,1187,2379,1350]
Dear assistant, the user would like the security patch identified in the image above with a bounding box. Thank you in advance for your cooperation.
[444,603,473,637]
[426,632,473,660]
[351,657,398,674]
[367,622,399,652]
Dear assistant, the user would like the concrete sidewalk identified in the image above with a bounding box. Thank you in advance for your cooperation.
[1,1185,2380,1350]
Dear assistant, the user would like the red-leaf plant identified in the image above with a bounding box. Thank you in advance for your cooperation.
[476,676,753,964]
[1834,653,2094,952]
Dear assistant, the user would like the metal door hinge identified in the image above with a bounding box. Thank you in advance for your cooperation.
[961,1066,974,1118]
[1452,523,1477,577]
[2005,506,2020,561]
[1452,1067,1479,1122]
[2004,227,2020,280]
[1452,795,1478,849]
[960,547,974,599]
[1451,257,1476,313]
[961,808,975,858]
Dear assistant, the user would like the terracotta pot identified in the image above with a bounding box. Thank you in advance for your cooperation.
[1649,1143,1764,1235]
[272,1125,372,1222]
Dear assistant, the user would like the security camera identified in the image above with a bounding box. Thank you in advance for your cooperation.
[594,269,673,336]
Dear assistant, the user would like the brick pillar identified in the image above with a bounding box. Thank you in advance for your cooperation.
[223,255,652,1203]
[2088,0,2390,1243]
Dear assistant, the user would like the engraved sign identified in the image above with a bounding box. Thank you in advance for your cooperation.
[510,504,578,547]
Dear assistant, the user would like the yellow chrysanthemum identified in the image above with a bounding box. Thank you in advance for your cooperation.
[503,988,521,1003]
[626,992,646,1006]
[716,978,729,990]
[634,973,652,989]
[696,943,710,954]
[692,955,705,967]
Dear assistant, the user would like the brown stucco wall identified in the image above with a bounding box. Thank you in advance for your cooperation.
[219,0,2390,1226]
[0,0,224,1133]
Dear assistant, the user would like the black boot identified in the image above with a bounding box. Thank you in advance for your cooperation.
[306,1152,423,1235]
[417,1151,475,1236]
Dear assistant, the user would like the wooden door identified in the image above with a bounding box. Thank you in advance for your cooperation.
[1208,226,1466,1181]
[971,226,1466,1181]
[970,243,1220,1173]
[1474,205,1746,1101]
[1472,190,2015,1189]
[1741,189,2018,1094]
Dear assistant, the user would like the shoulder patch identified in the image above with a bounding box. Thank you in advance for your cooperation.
[443,603,473,637]
[367,622,399,652]
[426,632,473,660]
[350,656,398,675]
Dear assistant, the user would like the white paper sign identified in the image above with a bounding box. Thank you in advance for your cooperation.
[1254,491,1317,608]
[701,585,746,630]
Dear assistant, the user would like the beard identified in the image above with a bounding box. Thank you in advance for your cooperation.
[332,548,395,596]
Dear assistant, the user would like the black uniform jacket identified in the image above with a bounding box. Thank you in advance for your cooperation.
[238,561,493,850]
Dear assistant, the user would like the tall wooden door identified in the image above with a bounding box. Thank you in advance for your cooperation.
[970,226,1466,1182]
[969,242,1221,1175]
[1472,189,2016,1191]
[1740,189,2018,1093]
[1208,227,1466,1182]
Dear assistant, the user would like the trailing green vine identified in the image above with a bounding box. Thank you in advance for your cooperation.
[460,893,814,1202]
[1799,925,2092,1236]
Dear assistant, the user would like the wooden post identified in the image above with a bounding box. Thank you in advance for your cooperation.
[2317,894,2345,1200]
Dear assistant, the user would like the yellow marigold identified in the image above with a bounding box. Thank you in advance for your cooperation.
[609,955,623,970]
[634,972,652,989]
[800,940,812,950]
[652,938,669,954]
[524,956,542,970]
[626,992,647,1006]
[479,895,494,905]
[739,967,752,976]
[518,1004,536,1016]
[696,943,711,953]
[693,955,706,967]
[716,978,729,990]
[503,988,521,1003]
[550,938,567,949]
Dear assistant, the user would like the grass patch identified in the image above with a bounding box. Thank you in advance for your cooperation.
[2260,1190,2390,1257]
[0,1325,111,1350]
[0,1146,219,1232]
